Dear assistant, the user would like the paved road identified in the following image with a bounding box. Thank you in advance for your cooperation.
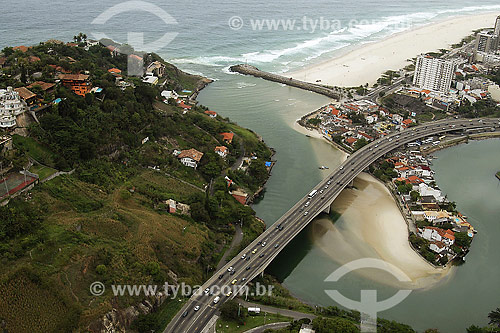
[237,299,316,320]
[164,118,500,333]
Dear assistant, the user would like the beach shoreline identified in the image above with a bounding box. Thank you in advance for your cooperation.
[288,12,499,87]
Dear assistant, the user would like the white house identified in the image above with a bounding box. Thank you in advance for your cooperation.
[418,183,444,202]
[215,146,228,158]
[161,90,178,100]
[0,87,24,128]
[177,148,204,168]
[429,241,446,253]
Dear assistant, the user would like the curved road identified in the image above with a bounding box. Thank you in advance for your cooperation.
[164,117,500,333]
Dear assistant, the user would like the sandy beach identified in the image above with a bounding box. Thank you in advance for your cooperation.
[311,174,454,289]
[289,12,499,87]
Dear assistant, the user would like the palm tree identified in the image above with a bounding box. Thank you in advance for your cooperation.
[488,308,500,328]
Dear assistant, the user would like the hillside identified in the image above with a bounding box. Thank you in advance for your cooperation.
[0,38,272,332]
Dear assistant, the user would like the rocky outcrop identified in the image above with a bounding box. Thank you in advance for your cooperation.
[87,291,170,333]
[229,64,340,100]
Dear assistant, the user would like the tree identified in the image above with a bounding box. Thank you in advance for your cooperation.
[353,138,368,151]
[488,308,500,328]
[455,232,472,248]
[410,190,421,202]
[248,159,268,183]
[219,300,244,322]
[312,316,358,333]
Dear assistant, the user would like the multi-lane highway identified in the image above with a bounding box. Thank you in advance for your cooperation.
[164,117,500,333]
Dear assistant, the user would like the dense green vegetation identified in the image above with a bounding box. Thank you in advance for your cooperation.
[0,40,271,331]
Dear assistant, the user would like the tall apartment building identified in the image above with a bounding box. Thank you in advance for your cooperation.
[494,15,500,37]
[412,55,457,95]
[0,87,25,128]
[475,32,498,53]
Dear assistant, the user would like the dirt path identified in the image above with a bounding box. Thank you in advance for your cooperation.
[216,225,243,270]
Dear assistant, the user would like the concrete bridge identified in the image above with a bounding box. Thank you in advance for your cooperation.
[165,117,500,333]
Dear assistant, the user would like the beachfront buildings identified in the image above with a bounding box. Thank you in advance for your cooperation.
[177,148,204,169]
[494,15,500,37]
[0,87,25,128]
[474,32,498,54]
[413,55,457,94]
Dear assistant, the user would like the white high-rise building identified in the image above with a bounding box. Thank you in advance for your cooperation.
[413,55,457,95]
[0,87,25,128]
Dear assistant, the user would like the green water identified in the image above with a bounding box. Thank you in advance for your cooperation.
[198,76,500,332]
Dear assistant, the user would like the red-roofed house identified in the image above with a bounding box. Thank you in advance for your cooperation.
[177,148,204,169]
[402,119,413,126]
[215,146,228,158]
[108,68,122,75]
[28,81,55,93]
[204,110,217,118]
[345,137,358,146]
[231,189,248,205]
[406,175,424,185]
[220,132,234,143]
[59,74,92,96]
[13,46,29,53]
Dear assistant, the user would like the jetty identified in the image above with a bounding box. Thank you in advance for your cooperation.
[230,64,340,100]
[496,172,500,181]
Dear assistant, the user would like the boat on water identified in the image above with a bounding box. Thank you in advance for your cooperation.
[305,134,311,138]
[319,166,329,170]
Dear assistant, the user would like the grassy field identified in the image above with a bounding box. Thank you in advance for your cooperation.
[12,134,57,167]
[29,163,58,181]
[0,170,217,331]
[215,313,292,333]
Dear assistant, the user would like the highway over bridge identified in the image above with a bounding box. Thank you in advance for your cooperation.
[165,117,500,333]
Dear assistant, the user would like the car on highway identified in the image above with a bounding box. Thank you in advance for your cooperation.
[261,241,267,247]
[214,296,220,303]
[204,288,210,295]
[339,166,344,170]
[259,254,265,258]
[226,291,232,297]
[242,278,247,282]
[230,270,236,275]
[275,223,282,229]
[246,266,251,270]
[274,243,279,248]
[327,180,331,185]
[218,274,224,279]
[252,248,258,254]
[278,226,284,231]
[319,189,324,194]
[321,196,325,199]
[227,266,234,272]
[194,305,200,311]
[305,201,310,207]
[231,279,238,285]
[241,254,246,259]
[324,185,328,189]
[182,310,188,317]
[304,211,309,216]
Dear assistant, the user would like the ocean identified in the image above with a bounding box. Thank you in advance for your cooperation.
[2,0,500,78]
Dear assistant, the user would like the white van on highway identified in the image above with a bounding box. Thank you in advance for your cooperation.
[213,296,220,304]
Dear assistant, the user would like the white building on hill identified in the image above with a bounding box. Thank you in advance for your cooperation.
[0,87,25,128]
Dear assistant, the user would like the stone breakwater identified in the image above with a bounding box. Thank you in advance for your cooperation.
[229,64,340,100]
